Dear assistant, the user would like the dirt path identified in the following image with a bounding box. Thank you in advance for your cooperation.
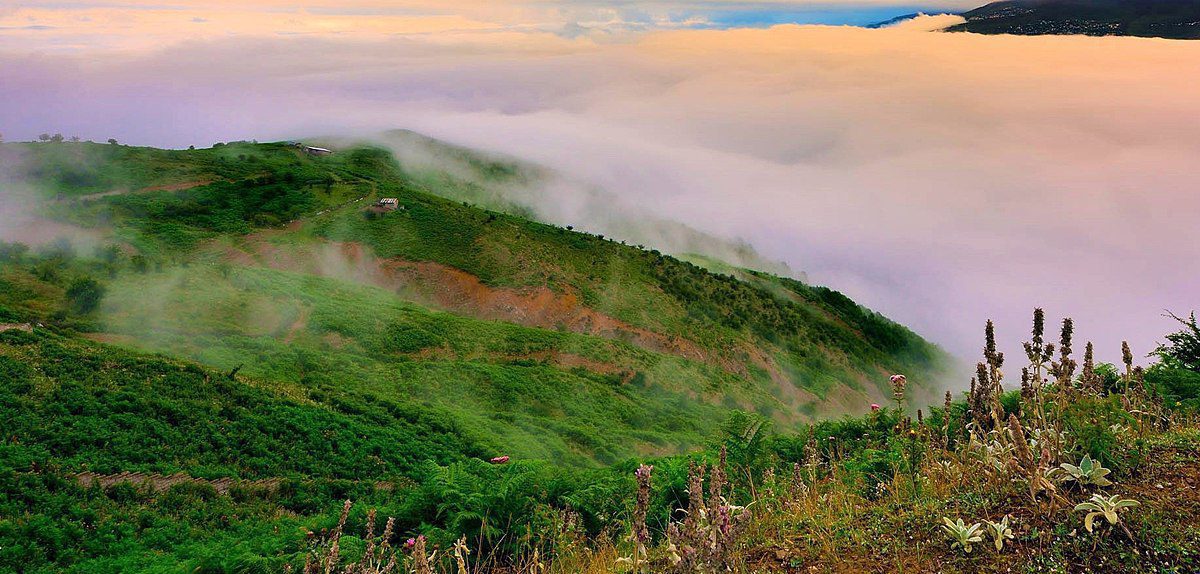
[67,179,213,202]
[282,307,311,344]
[73,471,281,495]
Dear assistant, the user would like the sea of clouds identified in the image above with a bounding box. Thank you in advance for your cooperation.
[2,8,1198,364]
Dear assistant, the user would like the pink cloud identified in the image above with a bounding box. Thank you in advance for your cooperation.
[2,21,1197,369]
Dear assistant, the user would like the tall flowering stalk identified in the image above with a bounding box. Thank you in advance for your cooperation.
[409,536,434,574]
[1023,308,1055,429]
[1122,341,1135,397]
[890,374,907,411]
[1050,318,1077,390]
[1080,342,1102,395]
[665,450,750,573]
[984,320,1006,433]
[302,501,399,574]
[624,464,653,574]
[942,391,953,450]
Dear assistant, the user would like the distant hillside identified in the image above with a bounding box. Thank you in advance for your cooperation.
[0,137,952,469]
[865,12,921,28]
[366,130,800,279]
[948,0,1200,38]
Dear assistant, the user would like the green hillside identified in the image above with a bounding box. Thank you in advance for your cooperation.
[0,136,954,569]
[2,138,951,441]
[5,137,1200,574]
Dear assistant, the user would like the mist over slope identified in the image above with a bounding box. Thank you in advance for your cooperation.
[0,137,954,463]
[367,130,799,279]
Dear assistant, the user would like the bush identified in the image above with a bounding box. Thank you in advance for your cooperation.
[1060,396,1137,471]
[65,277,105,314]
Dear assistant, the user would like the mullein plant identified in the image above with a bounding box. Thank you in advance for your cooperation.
[984,515,1016,552]
[1050,318,1078,398]
[1074,494,1140,535]
[940,518,985,554]
[967,324,1007,438]
[1007,415,1060,504]
[298,500,402,574]
[664,448,751,573]
[1023,309,1055,430]
[983,320,1007,433]
[941,390,954,451]
[1056,454,1113,488]
[617,464,654,574]
[1080,342,1103,396]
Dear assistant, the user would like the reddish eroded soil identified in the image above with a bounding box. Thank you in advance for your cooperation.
[226,236,717,366]
[381,257,709,361]
[218,233,828,418]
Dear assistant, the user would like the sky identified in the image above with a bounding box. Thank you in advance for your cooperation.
[2,1,1199,368]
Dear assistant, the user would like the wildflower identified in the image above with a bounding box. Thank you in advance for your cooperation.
[409,535,433,574]
[870,403,880,412]
[489,455,510,464]
[633,464,653,544]
[890,374,907,409]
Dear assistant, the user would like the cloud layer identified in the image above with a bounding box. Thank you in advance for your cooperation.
[2,1,972,50]
[3,17,1199,366]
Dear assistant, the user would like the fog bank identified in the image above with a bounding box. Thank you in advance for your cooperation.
[3,18,1199,364]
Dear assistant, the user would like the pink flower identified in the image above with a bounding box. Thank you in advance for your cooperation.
[889,374,906,384]
[870,403,880,411]
[489,455,510,464]
[405,538,416,548]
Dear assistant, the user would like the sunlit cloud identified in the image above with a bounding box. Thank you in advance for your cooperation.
[1,1,978,51]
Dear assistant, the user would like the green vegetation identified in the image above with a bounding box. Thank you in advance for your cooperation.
[7,137,1195,572]
[2,307,1198,572]
[299,312,1200,574]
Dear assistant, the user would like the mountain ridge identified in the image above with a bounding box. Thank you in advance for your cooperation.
[947,0,1200,38]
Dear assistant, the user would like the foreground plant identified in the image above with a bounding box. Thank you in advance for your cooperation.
[616,464,654,573]
[941,517,985,554]
[1058,454,1113,488]
[300,501,400,574]
[980,515,1014,552]
[664,449,752,573]
[1074,494,1140,534]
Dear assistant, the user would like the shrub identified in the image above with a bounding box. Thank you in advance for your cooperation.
[65,277,105,314]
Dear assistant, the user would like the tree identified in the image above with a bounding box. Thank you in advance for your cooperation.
[39,133,50,142]
[65,278,106,315]
[107,138,119,145]
[70,136,80,143]
[50,133,64,143]
[0,241,28,262]
[1155,312,1200,373]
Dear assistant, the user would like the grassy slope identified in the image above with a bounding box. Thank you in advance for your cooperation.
[1,139,951,468]
[0,327,475,573]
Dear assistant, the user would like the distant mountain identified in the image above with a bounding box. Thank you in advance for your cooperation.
[948,0,1200,39]
[866,12,921,28]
